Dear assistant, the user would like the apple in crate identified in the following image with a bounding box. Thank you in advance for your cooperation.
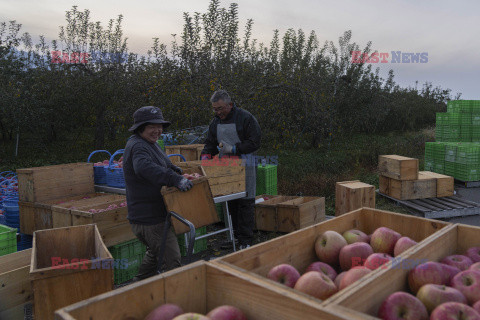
[342,229,369,244]
[393,237,417,257]
[206,305,247,320]
[173,314,210,320]
[451,270,480,305]
[293,271,338,300]
[471,263,480,272]
[266,264,301,288]
[416,284,467,313]
[378,292,428,320]
[314,231,347,266]
[370,227,401,255]
[339,267,371,290]
[441,254,474,271]
[305,262,337,281]
[473,300,480,314]
[467,247,480,263]
[339,242,373,271]
[408,262,455,294]
[364,253,393,270]
[430,302,480,320]
[334,271,346,288]
[145,304,184,320]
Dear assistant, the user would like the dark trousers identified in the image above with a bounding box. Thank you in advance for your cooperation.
[130,222,181,280]
[228,198,255,245]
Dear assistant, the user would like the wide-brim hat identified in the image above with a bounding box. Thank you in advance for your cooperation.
[129,106,171,132]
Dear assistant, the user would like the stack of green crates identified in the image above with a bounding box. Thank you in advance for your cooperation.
[456,144,480,181]
[0,224,17,256]
[256,164,278,195]
[424,142,436,171]
[473,114,480,141]
[157,139,165,151]
[108,238,147,284]
[177,226,207,256]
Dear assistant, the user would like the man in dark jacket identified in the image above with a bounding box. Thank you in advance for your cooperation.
[201,90,261,249]
[124,106,193,280]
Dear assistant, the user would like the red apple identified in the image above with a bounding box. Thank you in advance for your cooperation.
[335,272,347,288]
[364,253,393,270]
[473,300,480,314]
[314,231,347,266]
[293,271,338,300]
[378,292,428,320]
[206,305,247,320]
[339,267,371,290]
[440,263,462,284]
[451,270,480,305]
[471,263,480,273]
[393,237,417,257]
[145,304,184,320]
[430,302,480,320]
[305,262,337,281]
[416,284,467,313]
[342,229,369,244]
[172,313,210,320]
[467,247,480,263]
[370,227,401,255]
[441,255,474,271]
[339,242,374,271]
[266,264,301,288]
[408,261,453,294]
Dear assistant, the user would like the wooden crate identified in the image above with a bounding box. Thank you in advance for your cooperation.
[166,144,205,163]
[378,155,418,180]
[17,163,94,203]
[70,198,132,247]
[420,170,454,197]
[276,197,325,233]
[178,159,246,197]
[255,196,298,231]
[0,249,33,320]
[55,261,347,320]
[19,193,109,235]
[162,165,218,234]
[31,224,113,320]
[335,181,375,216]
[52,194,125,229]
[213,208,449,305]
[382,172,437,200]
[327,223,479,318]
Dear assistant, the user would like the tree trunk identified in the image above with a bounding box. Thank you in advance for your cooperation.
[94,106,105,149]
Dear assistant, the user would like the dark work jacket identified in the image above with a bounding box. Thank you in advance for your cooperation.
[123,134,183,225]
[201,105,261,156]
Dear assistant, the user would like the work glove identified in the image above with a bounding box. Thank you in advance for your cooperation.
[176,177,193,192]
[218,141,236,157]
[171,165,182,175]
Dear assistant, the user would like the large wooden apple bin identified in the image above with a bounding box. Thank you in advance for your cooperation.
[55,261,348,320]
[212,208,450,305]
[325,223,480,319]
[31,224,113,320]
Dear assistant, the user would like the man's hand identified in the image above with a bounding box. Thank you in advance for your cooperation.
[218,141,236,157]
[176,177,193,192]
[171,165,182,175]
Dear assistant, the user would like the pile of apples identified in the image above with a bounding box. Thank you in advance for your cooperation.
[183,173,203,180]
[266,227,417,301]
[143,303,247,320]
[378,247,480,319]
[87,201,127,213]
[94,156,123,168]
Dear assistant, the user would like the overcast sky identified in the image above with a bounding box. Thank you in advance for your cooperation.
[2,0,479,98]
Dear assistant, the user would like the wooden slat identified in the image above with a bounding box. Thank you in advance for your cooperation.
[432,197,464,209]
[409,199,443,211]
[420,198,451,210]
[449,195,480,206]
[438,197,474,208]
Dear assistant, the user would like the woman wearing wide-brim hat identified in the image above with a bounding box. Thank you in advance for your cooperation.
[123,106,193,280]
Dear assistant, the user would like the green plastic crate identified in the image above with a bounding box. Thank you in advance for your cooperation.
[215,203,224,222]
[157,139,165,151]
[256,165,278,196]
[444,144,458,162]
[456,163,480,182]
[0,224,17,256]
[424,157,435,171]
[108,238,147,284]
[457,144,480,165]
[444,161,456,177]
[447,101,460,113]
[177,226,207,256]
[434,162,445,174]
[472,115,480,126]
[447,113,461,126]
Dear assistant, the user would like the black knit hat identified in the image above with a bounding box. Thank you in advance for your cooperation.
[129,106,171,132]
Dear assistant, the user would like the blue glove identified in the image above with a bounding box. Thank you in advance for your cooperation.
[218,141,236,157]
[176,177,193,192]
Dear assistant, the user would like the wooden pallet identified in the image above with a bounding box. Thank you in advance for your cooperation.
[377,191,480,219]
